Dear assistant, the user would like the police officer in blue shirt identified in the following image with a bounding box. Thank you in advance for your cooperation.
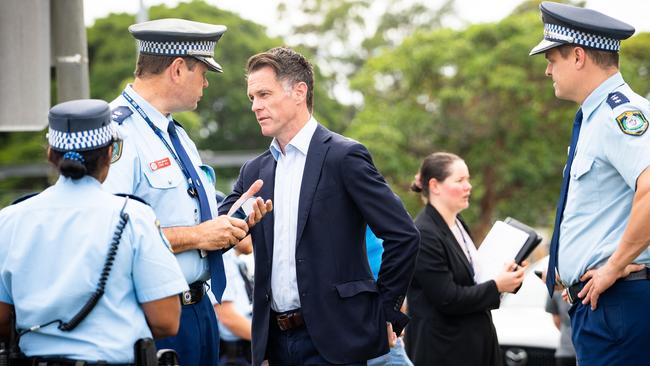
[0,99,188,364]
[103,19,272,366]
[531,3,650,365]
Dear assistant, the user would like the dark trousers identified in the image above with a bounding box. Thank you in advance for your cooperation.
[266,316,365,366]
[556,356,576,366]
[219,340,251,366]
[570,279,650,366]
[156,295,220,366]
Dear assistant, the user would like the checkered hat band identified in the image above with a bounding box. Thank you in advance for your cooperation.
[544,23,620,51]
[48,124,115,151]
[138,40,215,56]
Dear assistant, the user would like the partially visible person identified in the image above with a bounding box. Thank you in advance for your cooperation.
[405,152,527,366]
[214,236,254,366]
[545,291,576,366]
[0,99,187,364]
[365,228,414,366]
[103,19,271,366]
[530,3,650,365]
[219,47,419,365]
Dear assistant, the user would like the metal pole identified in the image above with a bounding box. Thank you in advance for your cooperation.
[51,0,90,102]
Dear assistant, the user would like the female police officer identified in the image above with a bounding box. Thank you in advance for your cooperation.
[0,99,188,365]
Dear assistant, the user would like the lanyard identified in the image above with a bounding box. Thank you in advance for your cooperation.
[121,91,199,198]
[455,219,475,271]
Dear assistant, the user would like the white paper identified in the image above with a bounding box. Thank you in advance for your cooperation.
[475,221,529,283]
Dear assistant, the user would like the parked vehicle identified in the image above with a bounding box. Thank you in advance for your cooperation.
[492,257,559,366]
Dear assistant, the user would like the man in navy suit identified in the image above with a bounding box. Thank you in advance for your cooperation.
[219,47,420,366]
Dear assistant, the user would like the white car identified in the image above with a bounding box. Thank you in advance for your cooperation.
[491,257,560,366]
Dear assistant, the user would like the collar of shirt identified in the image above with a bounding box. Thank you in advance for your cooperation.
[581,72,626,121]
[123,84,174,132]
[55,175,102,191]
[269,116,318,161]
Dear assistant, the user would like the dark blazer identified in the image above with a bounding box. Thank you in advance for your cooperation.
[405,204,501,366]
[219,124,420,365]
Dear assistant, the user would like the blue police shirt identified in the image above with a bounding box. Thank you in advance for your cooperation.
[559,72,650,285]
[0,176,187,362]
[104,85,219,284]
[216,251,252,342]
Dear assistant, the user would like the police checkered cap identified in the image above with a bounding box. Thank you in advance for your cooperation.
[47,99,117,152]
[530,2,634,56]
[137,39,215,57]
[129,18,227,72]
[544,23,620,51]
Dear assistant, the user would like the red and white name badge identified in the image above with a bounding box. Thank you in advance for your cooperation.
[149,157,171,171]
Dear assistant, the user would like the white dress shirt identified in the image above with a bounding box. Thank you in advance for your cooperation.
[269,117,317,312]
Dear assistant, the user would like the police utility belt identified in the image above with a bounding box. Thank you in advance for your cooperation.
[567,267,650,305]
[180,281,206,305]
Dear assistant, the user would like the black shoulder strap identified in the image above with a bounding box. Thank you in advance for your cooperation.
[114,193,150,206]
[10,192,40,205]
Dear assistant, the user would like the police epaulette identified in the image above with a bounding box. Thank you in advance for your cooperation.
[114,193,150,206]
[10,192,40,205]
[111,106,133,125]
[607,92,630,109]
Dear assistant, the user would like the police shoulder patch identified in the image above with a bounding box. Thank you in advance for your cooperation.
[111,140,123,163]
[111,106,133,125]
[615,110,649,136]
[155,219,173,252]
[607,92,630,109]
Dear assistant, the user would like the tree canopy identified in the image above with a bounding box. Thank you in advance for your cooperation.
[345,7,650,237]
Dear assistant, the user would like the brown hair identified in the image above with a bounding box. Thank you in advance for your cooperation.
[246,47,315,112]
[557,44,619,68]
[411,152,462,200]
[135,54,200,78]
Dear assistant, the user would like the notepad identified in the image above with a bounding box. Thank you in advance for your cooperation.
[475,218,542,283]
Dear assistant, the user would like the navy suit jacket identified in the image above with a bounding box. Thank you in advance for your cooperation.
[219,124,419,365]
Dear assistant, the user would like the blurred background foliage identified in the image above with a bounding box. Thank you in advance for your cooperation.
[2,0,650,239]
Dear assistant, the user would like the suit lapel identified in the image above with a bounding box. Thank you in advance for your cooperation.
[296,125,331,246]
[259,153,276,260]
[426,205,475,281]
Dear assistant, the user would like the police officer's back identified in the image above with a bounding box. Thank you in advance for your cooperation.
[0,99,188,364]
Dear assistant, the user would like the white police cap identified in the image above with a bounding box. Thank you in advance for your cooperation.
[48,99,117,152]
[530,2,635,56]
[129,18,227,73]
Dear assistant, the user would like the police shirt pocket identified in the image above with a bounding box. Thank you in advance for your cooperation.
[143,163,183,190]
[568,155,599,213]
[571,156,594,180]
[335,279,378,298]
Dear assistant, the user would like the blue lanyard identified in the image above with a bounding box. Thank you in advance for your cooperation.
[121,91,198,198]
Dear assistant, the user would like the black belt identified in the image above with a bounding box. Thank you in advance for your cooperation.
[567,268,650,305]
[271,309,305,331]
[17,357,134,366]
[219,339,251,360]
[180,281,205,306]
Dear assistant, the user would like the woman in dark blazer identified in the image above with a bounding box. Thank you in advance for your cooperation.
[404,152,527,366]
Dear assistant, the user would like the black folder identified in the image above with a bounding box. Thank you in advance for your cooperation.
[504,217,543,265]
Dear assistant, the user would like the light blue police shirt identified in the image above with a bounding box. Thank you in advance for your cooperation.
[217,251,252,341]
[558,72,650,285]
[104,85,219,284]
[0,176,188,363]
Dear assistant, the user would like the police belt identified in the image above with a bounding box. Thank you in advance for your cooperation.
[16,357,134,366]
[180,281,205,306]
[567,267,650,305]
[219,340,251,360]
